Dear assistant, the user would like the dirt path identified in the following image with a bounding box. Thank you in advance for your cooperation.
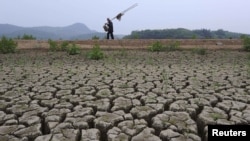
[16,39,243,50]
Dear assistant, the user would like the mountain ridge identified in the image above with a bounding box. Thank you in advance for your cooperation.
[2,23,248,40]
[0,23,105,40]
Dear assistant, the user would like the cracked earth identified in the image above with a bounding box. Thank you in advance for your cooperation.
[0,49,250,141]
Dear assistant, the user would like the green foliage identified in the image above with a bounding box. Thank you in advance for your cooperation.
[20,34,36,40]
[67,43,81,55]
[48,39,59,51]
[92,36,100,40]
[192,35,197,39]
[124,28,247,39]
[132,33,139,39]
[60,41,69,51]
[0,36,17,54]
[148,41,165,52]
[166,41,180,51]
[48,39,81,55]
[87,44,104,60]
[243,36,250,51]
[240,34,247,39]
[192,47,207,55]
[48,40,70,52]
[148,41,180,52]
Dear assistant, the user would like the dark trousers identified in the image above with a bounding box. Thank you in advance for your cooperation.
[107,32,114,39]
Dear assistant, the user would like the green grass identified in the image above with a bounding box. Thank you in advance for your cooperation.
[210,113,223,121]
[87,44,104,60]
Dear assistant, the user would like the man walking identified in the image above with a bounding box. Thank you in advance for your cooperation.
[105,18,114,39]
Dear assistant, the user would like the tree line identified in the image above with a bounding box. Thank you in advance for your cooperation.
[123,28,249,39]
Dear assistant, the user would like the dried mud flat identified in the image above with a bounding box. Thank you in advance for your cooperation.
[0,49,250,141]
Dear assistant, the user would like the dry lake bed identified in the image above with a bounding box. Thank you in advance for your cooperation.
[0,49,250,141]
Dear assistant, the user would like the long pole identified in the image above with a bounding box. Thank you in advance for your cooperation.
[121,3,138,15]
[112,3,138,21]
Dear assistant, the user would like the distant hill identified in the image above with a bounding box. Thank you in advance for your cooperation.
[0,23,115,40]
[3,23,247,40]
[124,28,250,39]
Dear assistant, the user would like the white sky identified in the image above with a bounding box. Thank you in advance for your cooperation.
[1,0,250,34]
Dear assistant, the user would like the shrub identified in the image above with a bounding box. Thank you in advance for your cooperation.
[192,47,207,55]
[48,40,70,52]
[0,36,17,54]
[166,41,180,51]
[87,44,104,60]
[148,41,165,52]
[243,36,250,51]
[60,41,69,51]
[48,39,59,51]
[67,43,81,55]
[92,36,100,40]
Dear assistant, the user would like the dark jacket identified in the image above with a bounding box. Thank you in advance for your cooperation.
[107,20,113,32]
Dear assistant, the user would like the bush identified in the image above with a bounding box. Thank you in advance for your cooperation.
[243,36,250,51]
[166,41,180,51]
[60,41,69,51]
[67,43,81,55]
[92,36,99,40]
[48,39,59,51]
[148,41,165,52]
[192,47,207,55]
[149,41,181,52]
[87,44,104,60]
[0,36,17,54]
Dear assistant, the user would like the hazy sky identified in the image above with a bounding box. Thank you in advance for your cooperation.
[1,0,250,34]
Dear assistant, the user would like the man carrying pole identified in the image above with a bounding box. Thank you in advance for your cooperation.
[105,18,114,39]
[103,3,138,39]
